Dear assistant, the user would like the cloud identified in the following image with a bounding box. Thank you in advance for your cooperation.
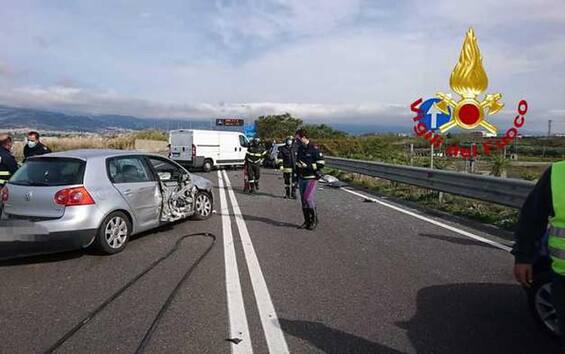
[0,84,406,123]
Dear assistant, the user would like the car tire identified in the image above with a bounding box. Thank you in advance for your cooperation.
[528,271,560,336]
[95,211,131,254]
[191,191,213,220]
[202,160,213,173]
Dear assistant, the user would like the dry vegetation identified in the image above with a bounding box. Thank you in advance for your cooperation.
[11,130,168,161]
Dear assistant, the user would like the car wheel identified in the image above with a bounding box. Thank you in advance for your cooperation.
[202,160,213,173]
[528,271,560,336]
[96,211,131,254]
[191,191,213,220]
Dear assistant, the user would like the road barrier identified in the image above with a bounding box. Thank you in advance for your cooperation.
[325,156,536,208]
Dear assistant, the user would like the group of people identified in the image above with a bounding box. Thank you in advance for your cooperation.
[244,129,325,231]
[0,131,51,188]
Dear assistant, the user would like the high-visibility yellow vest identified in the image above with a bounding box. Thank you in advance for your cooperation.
[549,161,565,274]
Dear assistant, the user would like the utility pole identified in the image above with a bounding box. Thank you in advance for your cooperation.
[548,120,553,137]
[430,144,434,169]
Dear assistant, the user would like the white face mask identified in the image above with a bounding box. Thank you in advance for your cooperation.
[27,141,37,148]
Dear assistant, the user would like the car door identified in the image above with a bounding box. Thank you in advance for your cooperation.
[145,156,192,221]
[107,156,162,231]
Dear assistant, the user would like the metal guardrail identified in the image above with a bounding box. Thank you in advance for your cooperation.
[326,156,536,208]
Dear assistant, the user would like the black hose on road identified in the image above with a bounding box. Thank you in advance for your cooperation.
[45,232,217,354]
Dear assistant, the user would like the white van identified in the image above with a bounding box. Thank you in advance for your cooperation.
[169,129,249,171]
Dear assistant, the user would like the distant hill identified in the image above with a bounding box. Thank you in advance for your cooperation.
[0,105,211,133]
[0,105,414,135]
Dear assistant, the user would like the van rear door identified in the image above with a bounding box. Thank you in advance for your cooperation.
[170,131,193,162]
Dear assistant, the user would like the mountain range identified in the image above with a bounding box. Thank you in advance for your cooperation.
[0,104,412,135]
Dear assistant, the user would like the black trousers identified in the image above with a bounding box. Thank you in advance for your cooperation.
[553,273,565,338]
[247,163,261,184]
[283,171,297,187]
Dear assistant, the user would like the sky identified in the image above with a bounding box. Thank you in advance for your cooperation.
[0,0,564,132]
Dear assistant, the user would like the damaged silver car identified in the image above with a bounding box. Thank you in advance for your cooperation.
[0,149,214,256]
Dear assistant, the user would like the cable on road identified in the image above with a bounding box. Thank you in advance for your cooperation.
[44,232,217,354]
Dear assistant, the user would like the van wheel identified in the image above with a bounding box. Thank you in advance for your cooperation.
[96,211,131,254]
[202,160,213,172]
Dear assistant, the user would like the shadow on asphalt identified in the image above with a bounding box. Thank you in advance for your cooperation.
[397,283,561,354]
[240,214,297,229]
[0,221,179,267]
[234,189,286,199]
[279,319,401,354]
[418,233,500,250]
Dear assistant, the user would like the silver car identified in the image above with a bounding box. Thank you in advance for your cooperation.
[0,149,214,256]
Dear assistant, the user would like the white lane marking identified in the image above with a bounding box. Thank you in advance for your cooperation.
[340,187,512,252]
[222,170,290,354]
[217,171,254,353]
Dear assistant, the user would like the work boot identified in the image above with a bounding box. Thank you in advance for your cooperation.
[297,208,310,229]
[306,209,318,231]
[291,187,297,199]
[284,187,291,199]
[255,182,260,191]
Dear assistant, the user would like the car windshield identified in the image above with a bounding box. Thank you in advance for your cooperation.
[10,157,86,187]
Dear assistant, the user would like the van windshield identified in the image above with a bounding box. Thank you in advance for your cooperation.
[10,158,86,186]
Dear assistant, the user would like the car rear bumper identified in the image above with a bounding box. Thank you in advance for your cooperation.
[0,220,96,260]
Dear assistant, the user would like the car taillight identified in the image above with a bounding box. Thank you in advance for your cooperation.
[54,186,95,206]
[192,144,196,157]
[1,188,8,203]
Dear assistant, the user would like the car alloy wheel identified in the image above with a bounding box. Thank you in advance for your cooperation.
[104,216,128,249]
[195,193,212,218]
[535,283,560,335]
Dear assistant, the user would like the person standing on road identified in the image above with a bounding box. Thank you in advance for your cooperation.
[0,134,18,217]
[295,129,325,230]
[245,138,266,193]
[513,161,565,343]
[23,131,51,162]
[277,136,297,199]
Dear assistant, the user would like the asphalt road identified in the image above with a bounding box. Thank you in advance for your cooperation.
[0,168,560,353]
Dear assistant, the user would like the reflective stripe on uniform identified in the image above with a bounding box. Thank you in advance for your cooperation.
[549,226,565,238]
[549,161,565,275]
[283,168,293,173]
[551,247,565,259]
[0,180,5,185]
[0,171,9,176]
[317,160,325,165]
[311,163,317,170]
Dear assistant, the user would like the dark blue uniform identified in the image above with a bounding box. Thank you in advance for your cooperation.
[296,142,325,230]
[0,146,18,187]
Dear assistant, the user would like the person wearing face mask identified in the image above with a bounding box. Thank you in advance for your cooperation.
[277,136,297,199]
[295,129,325,230]
[23,131,51,162]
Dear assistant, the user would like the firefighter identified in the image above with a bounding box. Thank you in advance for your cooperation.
[513,161,565,344]
[295,129,325,230]
[0,134,18,217]
[277,136,297,199]
[245,138,266,193]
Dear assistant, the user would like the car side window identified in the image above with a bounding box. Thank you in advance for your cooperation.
[147,157,184,182]
[107,157,152,184]
[239,135,249,147]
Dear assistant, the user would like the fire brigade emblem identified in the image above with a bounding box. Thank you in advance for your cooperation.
[435,27,503,135]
